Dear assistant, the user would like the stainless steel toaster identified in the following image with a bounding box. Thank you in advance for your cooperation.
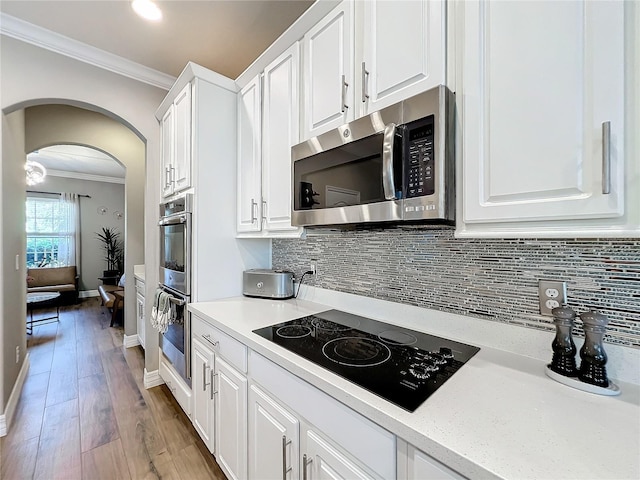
[243,269,294,299]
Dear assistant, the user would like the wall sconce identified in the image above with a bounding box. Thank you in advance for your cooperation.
[25,160,47,186]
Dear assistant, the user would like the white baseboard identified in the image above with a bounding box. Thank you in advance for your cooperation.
[0,353,30,437]
[144,368,164,389]
[79,289,99,298]
[123,334,140,348]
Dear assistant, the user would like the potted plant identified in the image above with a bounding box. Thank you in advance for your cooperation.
[96,227,124,285]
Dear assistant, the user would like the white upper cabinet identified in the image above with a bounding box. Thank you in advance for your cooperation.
[172,83,192,194]
[237,76,263,233]
[161,82,192,198]
[302,1,354,139]
[458,0,628,237]
[359,0,445,116]
[300,0,446,140]
[237,44,304,237]
[160,106,174,198]
[262,43,302,233]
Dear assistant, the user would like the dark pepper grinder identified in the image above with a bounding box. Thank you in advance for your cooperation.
[578,310,610,388]
[549,305,578,377]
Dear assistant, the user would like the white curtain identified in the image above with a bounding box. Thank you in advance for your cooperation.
[58,193,81,266]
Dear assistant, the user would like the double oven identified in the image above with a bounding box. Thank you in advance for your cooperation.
[158,194,192,386]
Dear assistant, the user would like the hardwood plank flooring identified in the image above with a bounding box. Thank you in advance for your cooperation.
[0,298,227,480]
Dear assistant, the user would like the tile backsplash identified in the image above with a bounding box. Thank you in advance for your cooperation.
[273,226,640,347]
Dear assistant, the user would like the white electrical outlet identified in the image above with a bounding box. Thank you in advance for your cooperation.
[310,259,317,277]
[539,280,567,316]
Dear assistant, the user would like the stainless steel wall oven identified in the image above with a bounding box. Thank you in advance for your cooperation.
[158,194,193,386]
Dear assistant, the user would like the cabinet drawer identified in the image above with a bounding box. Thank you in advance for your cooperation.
[160,355,192,417]
[192,314,247,373]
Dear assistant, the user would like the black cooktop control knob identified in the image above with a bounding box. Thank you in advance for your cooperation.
[439,347,454,360]
[428,352,448,366]
[409,362,438,380]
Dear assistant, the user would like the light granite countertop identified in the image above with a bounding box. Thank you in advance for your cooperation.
[187,289,640,480]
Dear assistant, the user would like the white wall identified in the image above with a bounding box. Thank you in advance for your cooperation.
[28,176,126,292]
[1,35,167,415]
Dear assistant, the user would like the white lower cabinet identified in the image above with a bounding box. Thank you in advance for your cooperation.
[191,315,248,480]
[192,337,215,452]
[248,384,300,480]
[215,357,248,480]
[303,428,375,480]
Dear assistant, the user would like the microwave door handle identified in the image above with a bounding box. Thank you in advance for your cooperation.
[382,123,397,200]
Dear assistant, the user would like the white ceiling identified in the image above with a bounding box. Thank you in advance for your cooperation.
[3,0,314,178]
[29,145,126,180]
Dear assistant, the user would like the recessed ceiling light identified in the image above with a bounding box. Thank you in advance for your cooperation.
[132,0,162,22]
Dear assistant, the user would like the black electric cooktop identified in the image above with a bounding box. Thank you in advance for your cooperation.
[253,310,480,412]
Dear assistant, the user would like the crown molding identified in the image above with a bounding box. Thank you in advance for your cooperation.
[47,169,125,184]
[0,13,175,90]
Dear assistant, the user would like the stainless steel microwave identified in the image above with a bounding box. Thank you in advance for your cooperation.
[291,85,454,227]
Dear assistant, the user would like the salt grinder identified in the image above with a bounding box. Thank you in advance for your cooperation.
[578,310,610,388]
[549,305,578,377]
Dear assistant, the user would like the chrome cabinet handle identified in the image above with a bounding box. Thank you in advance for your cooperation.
[170,165,176,185]
[165,167,171,188]
[602,121,611,194]
[202,334,219,348]
[361,62,369,103]
[382,123,397,200]
[341,75,349,113]
[302,454,312,480]
[282,435,292,480]
[262,198,267,221]
[250,198,258,223]
[210,371,218,400]
[202,362,210,391]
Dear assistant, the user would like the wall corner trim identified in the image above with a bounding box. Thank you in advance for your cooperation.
[0,353,30,437]
[143,368,164,389]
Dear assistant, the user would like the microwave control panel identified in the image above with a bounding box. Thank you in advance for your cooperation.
[405,116,435,198]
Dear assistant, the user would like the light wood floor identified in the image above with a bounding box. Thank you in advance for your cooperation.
[0,298,226,480]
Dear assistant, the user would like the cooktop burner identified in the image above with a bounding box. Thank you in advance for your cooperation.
[253,310,480,412]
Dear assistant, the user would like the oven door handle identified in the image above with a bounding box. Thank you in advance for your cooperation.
[382,122,397,200]
[168,296,186,306]
[158,214,188,226]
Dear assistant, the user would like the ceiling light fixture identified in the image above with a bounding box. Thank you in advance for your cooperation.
[132,0,162,22]
[25,161,47,186]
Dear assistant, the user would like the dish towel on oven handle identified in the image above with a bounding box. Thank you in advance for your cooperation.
[150,289,175,333]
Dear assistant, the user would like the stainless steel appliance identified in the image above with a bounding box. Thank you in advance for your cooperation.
[243,269,294,299]
[253,310,479,412]
[292,85,455,227]
[159,194,192,295]
[157,284,191,387]
[158,194,193,386]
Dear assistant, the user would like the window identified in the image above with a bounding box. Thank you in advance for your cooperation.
[26,196,73,268]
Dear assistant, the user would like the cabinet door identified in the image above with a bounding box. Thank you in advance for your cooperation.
[237,76,263,233]
[461,0,624,226]
[262,42,302,233]
[248,384,300,480]
[161,106,175,197]
[360,0,444,116]
[215,357,248,480]
[136,292,145,349]
[302,1,354,140]
[192,337,215,453]
[304,429,375,480]
[173,82,192,194]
